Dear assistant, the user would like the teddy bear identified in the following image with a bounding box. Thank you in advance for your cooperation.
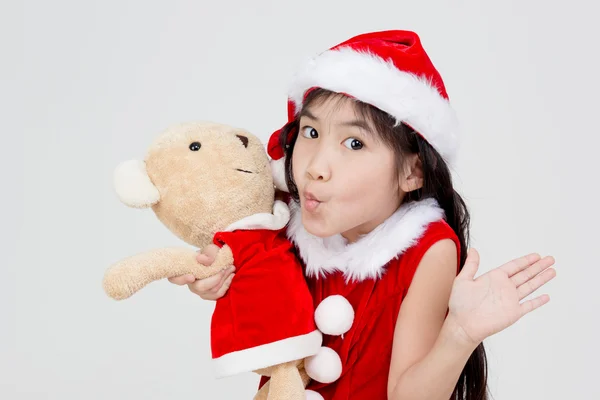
[102,121,357,400]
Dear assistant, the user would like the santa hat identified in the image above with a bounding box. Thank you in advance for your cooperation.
[268,30,459,191]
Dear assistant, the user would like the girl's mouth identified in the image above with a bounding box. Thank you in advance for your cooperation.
[303,191,322,212]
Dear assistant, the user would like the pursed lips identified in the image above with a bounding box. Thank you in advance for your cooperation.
[303,190,323,212]
[304,191,321,202]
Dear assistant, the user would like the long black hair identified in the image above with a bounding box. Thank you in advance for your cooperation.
[279,88,489,400]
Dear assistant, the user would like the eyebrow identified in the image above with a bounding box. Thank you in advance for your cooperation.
[299,108,374,134]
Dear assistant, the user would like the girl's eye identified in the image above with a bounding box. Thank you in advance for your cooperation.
[301,126,319,139]
[343,138,364,150]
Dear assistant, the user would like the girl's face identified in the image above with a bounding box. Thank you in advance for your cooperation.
[292,95,421,242]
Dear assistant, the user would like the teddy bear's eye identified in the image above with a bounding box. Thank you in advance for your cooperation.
[189,142,201,151]
[236,135,249,148]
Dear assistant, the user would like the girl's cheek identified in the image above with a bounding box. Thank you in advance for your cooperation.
[291,149,306,184]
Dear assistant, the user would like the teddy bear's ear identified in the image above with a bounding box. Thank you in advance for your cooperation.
[113,160,160,208]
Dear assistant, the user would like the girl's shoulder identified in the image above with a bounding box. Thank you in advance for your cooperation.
[389,219,460,289]
[415,219,459,249]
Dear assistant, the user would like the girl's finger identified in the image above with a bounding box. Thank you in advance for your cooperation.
[168,274,195,285]
[214,267,235,289]
[214,274,235,299]
[197,252,216,265]
[517,267,557,300]
[209,270,233,294]
[500,253,542,276]
[197,244,220,265]
[188,270,226,294]
[511,256,555,287]
[520,294,551,317]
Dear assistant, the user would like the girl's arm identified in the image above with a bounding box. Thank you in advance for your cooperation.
[387,239,477,400]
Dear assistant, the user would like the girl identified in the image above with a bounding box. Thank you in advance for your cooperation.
[170,30,556,399]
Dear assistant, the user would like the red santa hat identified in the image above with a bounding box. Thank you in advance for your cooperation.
[268,30,460,191]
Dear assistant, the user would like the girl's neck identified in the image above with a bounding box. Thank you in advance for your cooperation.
[340,194,405,244]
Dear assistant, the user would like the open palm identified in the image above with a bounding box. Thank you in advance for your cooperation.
[448,248,556,345]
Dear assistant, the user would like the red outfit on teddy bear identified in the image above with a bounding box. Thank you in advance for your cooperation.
[262,30,462,399]
[210,200,323,378]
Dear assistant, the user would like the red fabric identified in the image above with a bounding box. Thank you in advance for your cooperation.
[267,128,285,160]
[211,229,316,359]
[259,219,460,399]
[330,30,449,99]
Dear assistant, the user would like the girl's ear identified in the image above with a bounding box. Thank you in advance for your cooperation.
[399,154,424,193]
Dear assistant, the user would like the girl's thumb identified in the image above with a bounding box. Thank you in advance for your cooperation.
[458,248,480,281]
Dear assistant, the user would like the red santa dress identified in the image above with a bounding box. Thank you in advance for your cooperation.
[259,197,461,399]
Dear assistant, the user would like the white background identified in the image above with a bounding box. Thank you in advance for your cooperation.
[4,0,598,398]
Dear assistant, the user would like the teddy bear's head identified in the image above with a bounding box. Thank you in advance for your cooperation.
[113,121,275,248]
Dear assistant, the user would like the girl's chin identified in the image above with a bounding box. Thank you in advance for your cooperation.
[301,213,337,238]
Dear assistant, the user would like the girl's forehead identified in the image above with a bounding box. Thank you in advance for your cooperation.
[301,94,359,121]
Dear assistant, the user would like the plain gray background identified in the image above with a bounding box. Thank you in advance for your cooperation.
[4,0,598,398]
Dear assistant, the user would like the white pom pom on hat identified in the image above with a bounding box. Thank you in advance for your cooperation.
[269,157,289,192]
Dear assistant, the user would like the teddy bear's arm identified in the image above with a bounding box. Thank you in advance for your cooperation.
[103,245,234,300]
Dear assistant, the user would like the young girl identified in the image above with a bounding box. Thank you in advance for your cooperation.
[169,30,556,399]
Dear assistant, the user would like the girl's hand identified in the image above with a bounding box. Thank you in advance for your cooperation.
[168,244,235,300]
[447,248,556,346]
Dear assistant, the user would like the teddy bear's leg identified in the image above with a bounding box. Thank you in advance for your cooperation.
[103,245,234,300]
[298,360,311,387]
[253,380,270,400]
[253,358,311,400]
[265,361,306,400]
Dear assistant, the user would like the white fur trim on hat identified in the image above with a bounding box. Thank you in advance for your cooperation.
[305,390,324,400]
[213,330,322,378]
[114,160,160,208]
[314,295,354,336]
[304,346,342,384]
[223,200,290,232]
[287,196,446,281]
[270,157,289,192]
[288,47,460,166]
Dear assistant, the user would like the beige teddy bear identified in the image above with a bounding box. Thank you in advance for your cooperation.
[102,121,327,400]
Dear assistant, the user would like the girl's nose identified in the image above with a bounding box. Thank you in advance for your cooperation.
[306,158,331,182]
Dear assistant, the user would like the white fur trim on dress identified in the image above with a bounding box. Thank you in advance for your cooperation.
[314,295,354,336]
[304,346,343,384]
[270,157,289,192]
[288,47,460,166]
[224,200,290,232]
[213,330,322,378]
[114,160,160,208]
[287,197,446,281]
